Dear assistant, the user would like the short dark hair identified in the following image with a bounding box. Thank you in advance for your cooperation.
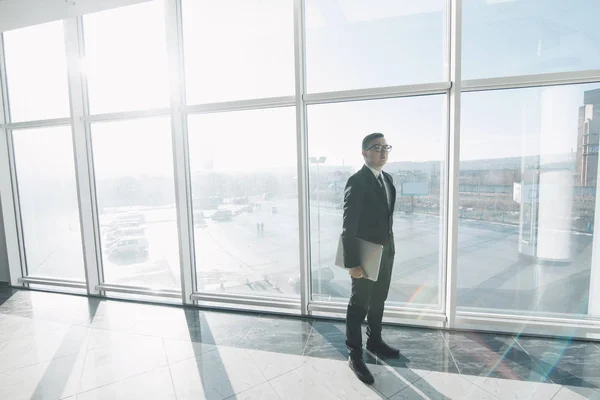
[362,133,384,150]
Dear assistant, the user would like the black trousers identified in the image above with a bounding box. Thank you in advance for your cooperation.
[345,243,394,355]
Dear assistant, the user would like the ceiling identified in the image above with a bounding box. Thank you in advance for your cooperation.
[0,0,149,32]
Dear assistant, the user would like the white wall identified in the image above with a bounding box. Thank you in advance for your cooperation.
[0,203,9,283]
[0,0,149,32]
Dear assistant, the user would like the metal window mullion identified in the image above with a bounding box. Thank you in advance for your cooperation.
[0,34,25,286]
[311,300,442,313]
[97,283,182,299]
[5,128,28,280]
[191,292,300,305]
[185,96,296,115]
[294,0,310,316]
[19,276,86,290]
[438,0,452,322]
[462,69,600,92]
[82,108,172,123]
[458,310,600,325]
[456,313,600,341]
[64,18,102,295]
[303,82,451,105]
[1,118,72,130]
[308,303,447,323]
[165,0,196,305]
[436,0,453,315]
[444,0,462,329]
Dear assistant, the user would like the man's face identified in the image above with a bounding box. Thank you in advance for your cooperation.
[363,137,390,169]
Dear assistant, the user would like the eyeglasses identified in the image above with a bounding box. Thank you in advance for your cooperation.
[367,144,392,153]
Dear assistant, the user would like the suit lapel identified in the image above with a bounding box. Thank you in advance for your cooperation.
[362,166,389,214]
[382,172,396,213]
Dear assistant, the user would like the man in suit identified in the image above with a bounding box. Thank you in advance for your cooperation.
[342,132,399,384]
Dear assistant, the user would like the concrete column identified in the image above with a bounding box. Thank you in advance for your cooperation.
[535,87,577,263]
[588,105,600,317]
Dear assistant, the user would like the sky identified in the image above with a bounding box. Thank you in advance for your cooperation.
[3,0,600,179]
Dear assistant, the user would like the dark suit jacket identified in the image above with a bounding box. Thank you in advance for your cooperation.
[342,165,396,269]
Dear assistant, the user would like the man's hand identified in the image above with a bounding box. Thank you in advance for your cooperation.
[348,266,368,279]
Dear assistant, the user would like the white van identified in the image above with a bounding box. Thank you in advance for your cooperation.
[107,236,149,258]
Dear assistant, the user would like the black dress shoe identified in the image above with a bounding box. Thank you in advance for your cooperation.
[348,356,375,384]
[366,340,400,358]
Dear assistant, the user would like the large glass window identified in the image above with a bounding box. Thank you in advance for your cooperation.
[307,95,446,306]
[12,126,85,280]
[304,0,447,93]
[4,0,600,333]
[83,0,170,114]
[458,83,600,318]
[91,117,180,290]
[3,21,70,122]
[187,107,299,298]
[462,0,600,80]
[182,0,295,104]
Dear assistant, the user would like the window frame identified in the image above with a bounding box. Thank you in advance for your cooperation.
[0,0,599,339]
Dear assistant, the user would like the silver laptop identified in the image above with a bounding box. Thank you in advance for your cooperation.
[335,235,383,281]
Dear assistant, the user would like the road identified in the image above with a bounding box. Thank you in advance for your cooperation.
[21,199,595,314]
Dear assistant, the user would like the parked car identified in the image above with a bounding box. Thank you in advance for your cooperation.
[106,236,149,258]
[104,226,146,247]
[211,209,233,221]
[102,223,143,240]
[288,266,335,291]
[111,212,146,225]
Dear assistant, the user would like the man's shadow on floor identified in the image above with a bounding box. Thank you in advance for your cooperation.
[310,322,450,399]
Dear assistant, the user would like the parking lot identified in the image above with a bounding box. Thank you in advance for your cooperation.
[24,197,595,314]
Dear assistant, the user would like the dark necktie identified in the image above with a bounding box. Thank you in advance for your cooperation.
[377,174,390,211]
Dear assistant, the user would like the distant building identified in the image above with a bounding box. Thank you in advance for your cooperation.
[577,89,600,187]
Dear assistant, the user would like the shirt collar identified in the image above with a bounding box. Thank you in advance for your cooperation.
[366,164,383,178]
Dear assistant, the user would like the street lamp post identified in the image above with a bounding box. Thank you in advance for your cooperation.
[309,156,327,298]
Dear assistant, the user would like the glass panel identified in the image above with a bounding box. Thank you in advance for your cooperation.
[305,0,447,93]
[3,21,70,122]
[458,84,600,318]
[307,96,446,306]
[83,0,170,114]
[463,0,600,80]
[182,0,295,104]
[91,117,180,289]
[187,107,299,298]
[13,126,85,280]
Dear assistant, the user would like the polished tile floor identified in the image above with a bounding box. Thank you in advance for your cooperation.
[0,284,599,399]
